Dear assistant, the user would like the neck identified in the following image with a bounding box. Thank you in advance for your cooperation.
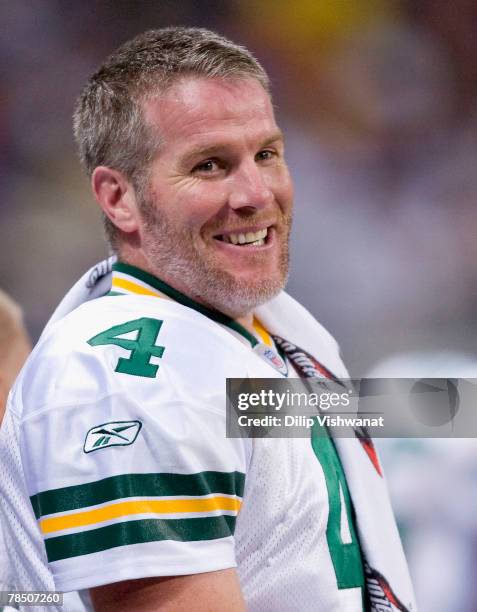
[235,313,255,336]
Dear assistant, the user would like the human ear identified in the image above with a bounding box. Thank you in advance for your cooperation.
[91,166,140,234]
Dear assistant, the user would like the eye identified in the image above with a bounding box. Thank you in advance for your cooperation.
[256,149,277,162]
[192,159,221,174]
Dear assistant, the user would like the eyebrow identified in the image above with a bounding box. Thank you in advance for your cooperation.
[261,129,285,147]
[181,129,285,167]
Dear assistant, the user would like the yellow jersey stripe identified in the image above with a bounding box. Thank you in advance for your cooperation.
[112,277,162,298]
[253,317,273,347]
[40,496,242,535]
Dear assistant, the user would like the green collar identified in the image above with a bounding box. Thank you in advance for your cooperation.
[112,262,259,348]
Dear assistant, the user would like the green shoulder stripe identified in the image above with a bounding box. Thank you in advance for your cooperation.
[30,471,245,519]
[45,515,236,562]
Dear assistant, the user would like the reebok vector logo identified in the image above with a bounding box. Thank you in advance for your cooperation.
[84,420,142,453]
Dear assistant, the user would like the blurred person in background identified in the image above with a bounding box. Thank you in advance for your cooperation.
[0,290,30,420]
[368,352,477,612]
[0,290,31,607]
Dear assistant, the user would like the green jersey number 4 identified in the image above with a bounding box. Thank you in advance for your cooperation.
[311,421,365,593]
[88,318,165,378]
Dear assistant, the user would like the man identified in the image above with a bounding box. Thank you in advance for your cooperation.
[0,28,415,611]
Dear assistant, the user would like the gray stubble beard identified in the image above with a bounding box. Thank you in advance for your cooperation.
[139,197,291,318]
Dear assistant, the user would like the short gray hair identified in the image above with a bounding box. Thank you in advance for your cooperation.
[73,27,270,251]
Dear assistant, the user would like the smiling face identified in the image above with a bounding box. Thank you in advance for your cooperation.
[134,76,294,317]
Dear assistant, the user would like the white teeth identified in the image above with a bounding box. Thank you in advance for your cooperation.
[224,228,268,245]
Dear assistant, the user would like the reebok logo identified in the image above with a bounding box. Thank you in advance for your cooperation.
[84,420,142,453]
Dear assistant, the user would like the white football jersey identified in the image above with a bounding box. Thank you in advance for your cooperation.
[0,263,364,611]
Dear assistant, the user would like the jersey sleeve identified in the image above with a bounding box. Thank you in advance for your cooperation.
[17,302,250,592]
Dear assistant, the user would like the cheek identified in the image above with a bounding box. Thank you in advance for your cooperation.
[175,184,229,227]
[284,178,294,208]
[272,168,294,212]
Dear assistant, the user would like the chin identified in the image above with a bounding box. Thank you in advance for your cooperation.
[205,272,288,318]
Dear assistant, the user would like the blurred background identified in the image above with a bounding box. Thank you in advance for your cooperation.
[1,1,477,609]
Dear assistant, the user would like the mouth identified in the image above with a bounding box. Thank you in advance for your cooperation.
[213,226,270,247]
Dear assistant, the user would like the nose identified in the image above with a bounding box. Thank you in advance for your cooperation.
[228,161,274,211]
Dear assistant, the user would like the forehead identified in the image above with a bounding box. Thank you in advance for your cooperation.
[143,77,278,150]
